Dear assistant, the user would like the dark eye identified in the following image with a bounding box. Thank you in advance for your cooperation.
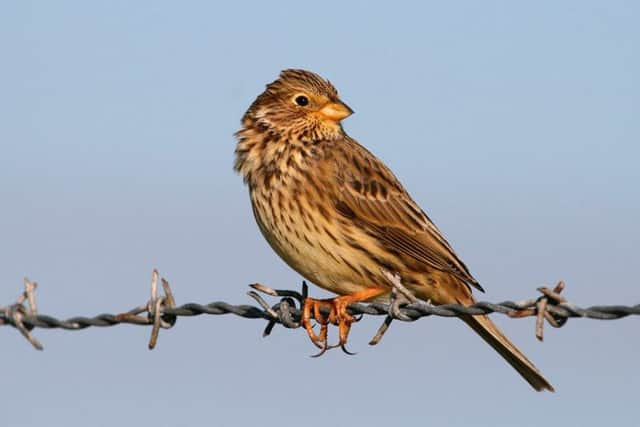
[295,95,309,106]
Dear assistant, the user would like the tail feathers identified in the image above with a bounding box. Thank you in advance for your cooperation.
[462,314,554,392]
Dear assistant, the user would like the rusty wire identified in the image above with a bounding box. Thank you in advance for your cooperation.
[1,269,638,351]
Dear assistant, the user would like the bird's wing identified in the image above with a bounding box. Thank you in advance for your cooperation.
[331,137,483,292]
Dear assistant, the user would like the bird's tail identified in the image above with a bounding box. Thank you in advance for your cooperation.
[460,313,554,392]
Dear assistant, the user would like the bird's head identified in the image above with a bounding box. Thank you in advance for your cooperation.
[242,69,353,141]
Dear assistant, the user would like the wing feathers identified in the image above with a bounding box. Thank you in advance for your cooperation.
[333,138,483,292]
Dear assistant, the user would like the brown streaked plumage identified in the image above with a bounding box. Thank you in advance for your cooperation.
[234,69,553,391]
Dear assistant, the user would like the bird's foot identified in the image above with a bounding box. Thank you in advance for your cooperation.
[302,288,386,357]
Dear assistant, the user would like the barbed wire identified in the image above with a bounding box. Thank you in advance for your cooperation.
[1,269,638,351]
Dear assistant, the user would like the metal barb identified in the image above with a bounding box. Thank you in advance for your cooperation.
[369,271,426,346]
[3,278,44,350]
[249,282,305,333]
[381,269,419,304]
[535,281,567,341]
[147,269,177,350]
[369,288,415,346]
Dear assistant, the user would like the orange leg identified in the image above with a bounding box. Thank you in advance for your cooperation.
[302,287,386,357]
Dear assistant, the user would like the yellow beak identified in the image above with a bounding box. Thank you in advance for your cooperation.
[318,101,354,122]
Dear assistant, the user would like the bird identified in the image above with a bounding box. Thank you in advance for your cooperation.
[234,69,554,391]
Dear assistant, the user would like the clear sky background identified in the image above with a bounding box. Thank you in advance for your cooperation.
[2,1,638,426]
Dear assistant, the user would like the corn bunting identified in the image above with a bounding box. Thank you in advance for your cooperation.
[234,69,553,391]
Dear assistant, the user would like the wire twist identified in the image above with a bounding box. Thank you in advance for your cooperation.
[1,270,638,350]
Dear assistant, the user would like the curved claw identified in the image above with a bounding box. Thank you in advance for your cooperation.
[310,341,329,358]
[325,341,357,356]
[303,288,386,357]
[340,344,357,356]
[310,336,324,349]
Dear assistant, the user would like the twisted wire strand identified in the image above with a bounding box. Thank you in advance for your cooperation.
[3,300,638,332]
[1,272,638,350]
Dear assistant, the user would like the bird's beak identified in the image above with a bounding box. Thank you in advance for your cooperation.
[318,101,354,122]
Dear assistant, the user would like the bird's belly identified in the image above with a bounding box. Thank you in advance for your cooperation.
[250,190,372,296]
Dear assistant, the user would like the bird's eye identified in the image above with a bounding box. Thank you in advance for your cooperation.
[294,95,309,106]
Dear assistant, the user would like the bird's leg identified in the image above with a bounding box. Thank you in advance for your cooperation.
[302,288,386,356]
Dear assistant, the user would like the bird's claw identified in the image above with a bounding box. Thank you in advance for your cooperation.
[301,288,386,356]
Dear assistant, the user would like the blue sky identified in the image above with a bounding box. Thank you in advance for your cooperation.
[2,1,638,426]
